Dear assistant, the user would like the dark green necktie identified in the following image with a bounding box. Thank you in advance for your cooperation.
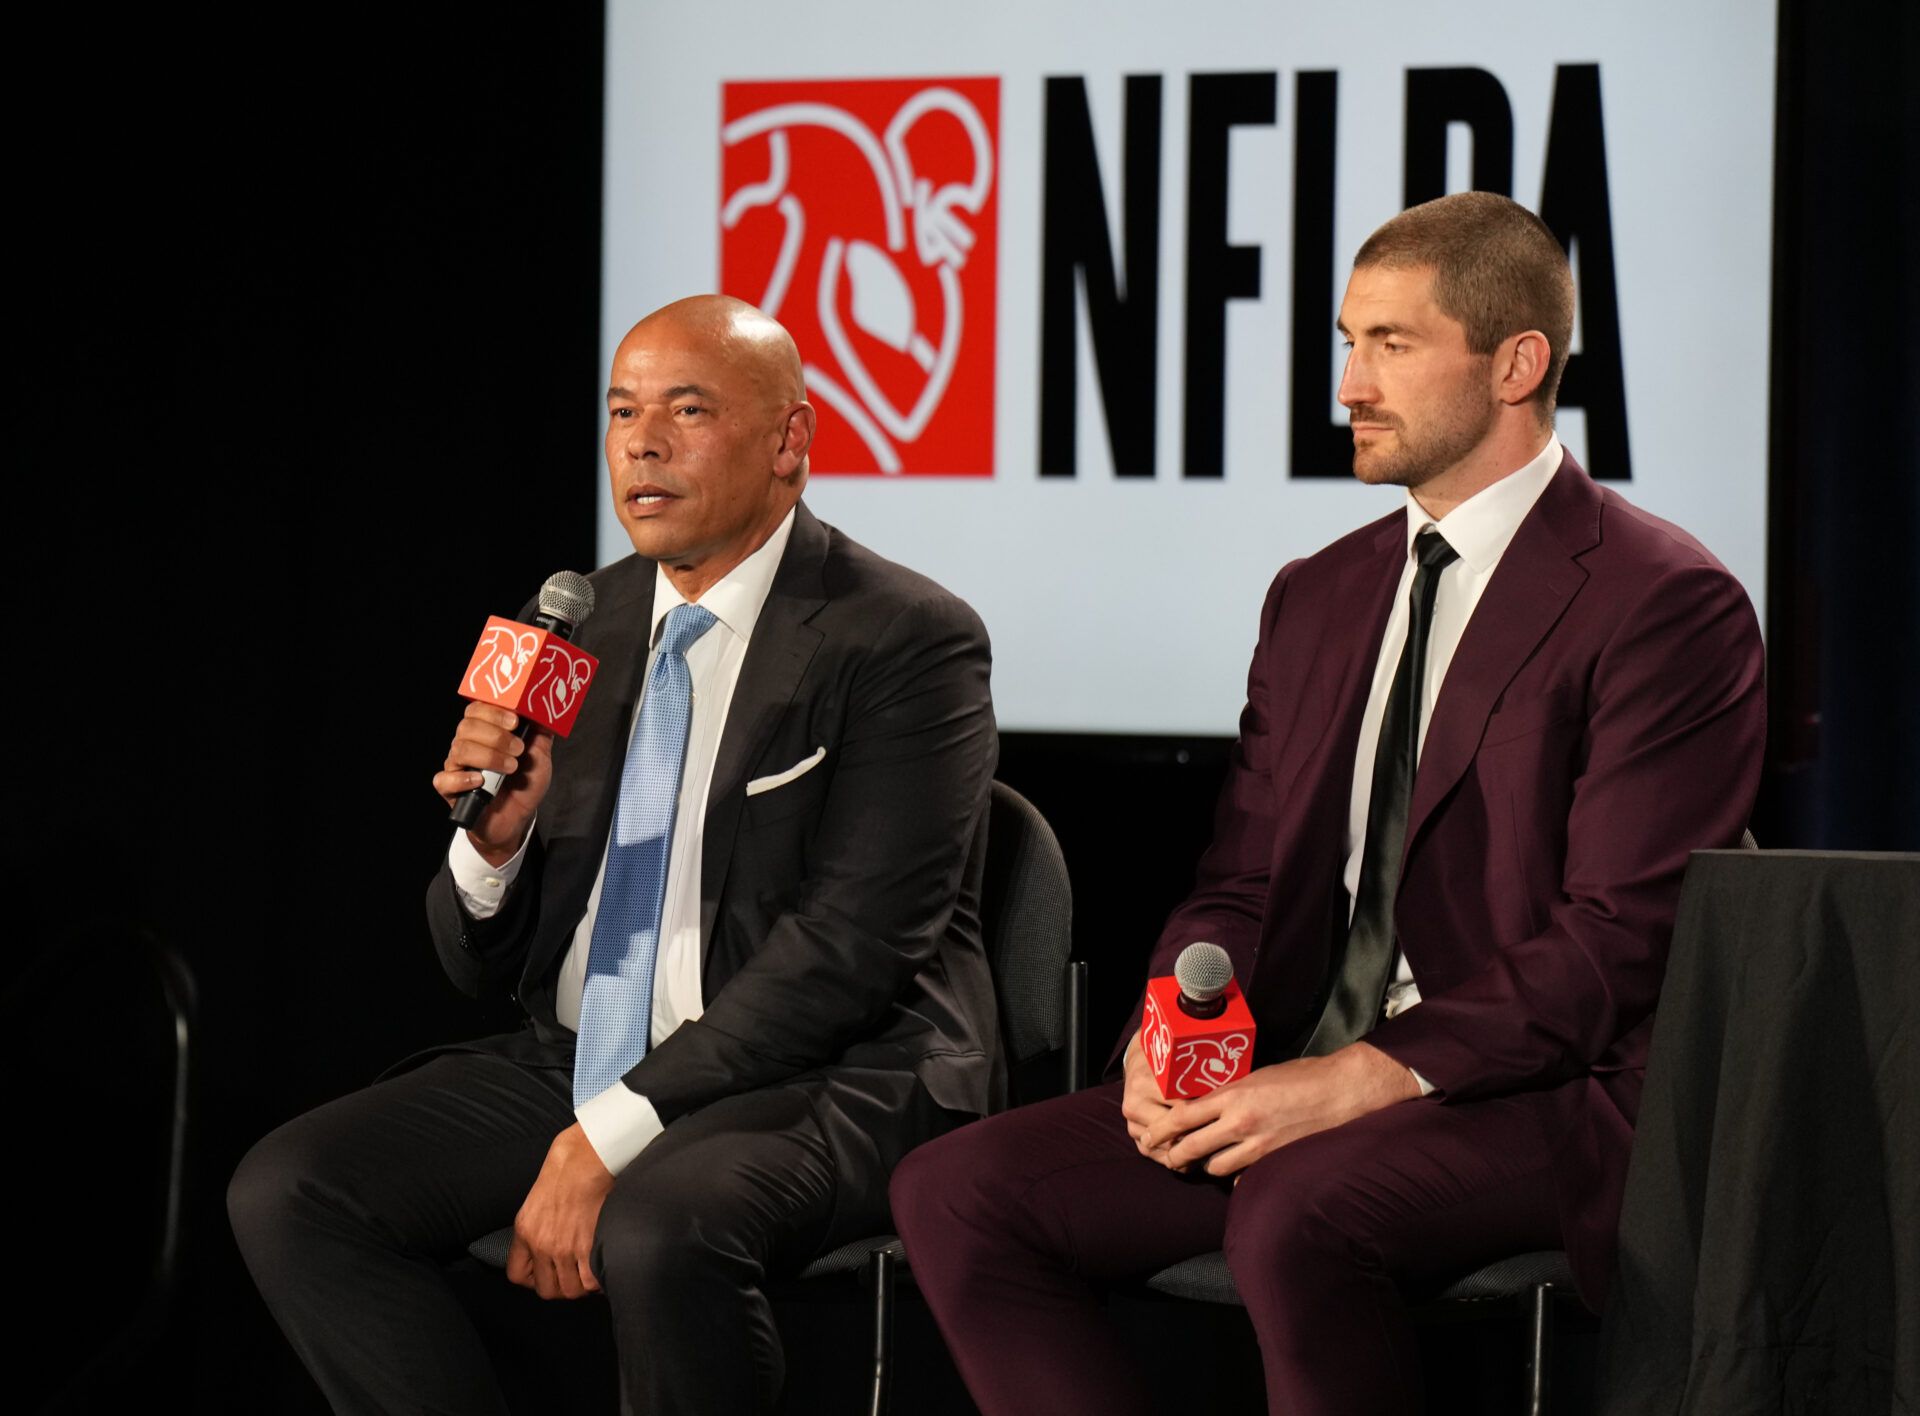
[1303,528,1459,1056]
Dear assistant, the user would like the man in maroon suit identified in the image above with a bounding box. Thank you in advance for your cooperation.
[890,192,1766,1415]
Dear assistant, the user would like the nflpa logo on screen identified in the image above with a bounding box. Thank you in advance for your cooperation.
[721,76,999,477]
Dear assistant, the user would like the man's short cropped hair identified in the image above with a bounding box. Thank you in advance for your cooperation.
[1355,191,1576,414]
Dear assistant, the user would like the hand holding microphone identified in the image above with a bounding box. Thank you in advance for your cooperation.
[435,572,599,861]
[1126,942,1257,1167]
[1141,943,1257,1100]
[1132,947,1419,1178]
[434,703,556,865]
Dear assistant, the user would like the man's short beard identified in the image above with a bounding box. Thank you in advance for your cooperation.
[1350,373,1498,488]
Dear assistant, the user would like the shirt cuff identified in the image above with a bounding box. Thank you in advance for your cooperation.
[1410,1068,1436,1097]
[575,1081,666,1176]
[447,825,532,919]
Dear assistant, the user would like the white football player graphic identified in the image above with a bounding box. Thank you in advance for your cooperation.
[723,89,993,472]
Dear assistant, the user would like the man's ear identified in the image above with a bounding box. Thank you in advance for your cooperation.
[773,402,816,481]
[1495,330,1551,408]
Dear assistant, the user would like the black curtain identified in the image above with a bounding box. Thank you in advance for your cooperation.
[1757,0,1920,850]
[19,6,607,1409]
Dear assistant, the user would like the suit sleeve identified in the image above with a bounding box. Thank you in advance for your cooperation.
[1365,558,1766,1098]
[422,591,545,1001]
[425,833,545,1000]
[618,591,997,1125]
[1105,564,1296,1069]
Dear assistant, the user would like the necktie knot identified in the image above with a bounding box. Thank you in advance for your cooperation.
[1414,528,1459,573]
[658,603,718,659]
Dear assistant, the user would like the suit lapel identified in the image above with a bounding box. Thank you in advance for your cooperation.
[1325,517,1407,739]
[1250,514,1403,915]
[1403,454,1602,855]
[698,504,828,946]
[575,557,659,841]
[1289,516,1406,817]
[520,555,655,992]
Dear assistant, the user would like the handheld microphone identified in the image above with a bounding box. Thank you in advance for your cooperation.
[448,571,599,828]
[1141,942,1257,1099]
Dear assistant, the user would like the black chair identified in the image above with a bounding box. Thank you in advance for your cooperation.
[1130,829,1762,1416]
[1140,1248,1577,1416]
[467,780,1083,1416]
[21,924,196,1413]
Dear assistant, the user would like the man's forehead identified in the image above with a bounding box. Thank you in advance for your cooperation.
[612,318,792,395]
[606,379,721,404]
[1342,263,1438,304]
[610,329,737,388]
[616,319,718,363]
[1337,265,1448,330]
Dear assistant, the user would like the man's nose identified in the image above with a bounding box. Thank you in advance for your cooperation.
[622,406,670,460]
[1335,349,1376,410]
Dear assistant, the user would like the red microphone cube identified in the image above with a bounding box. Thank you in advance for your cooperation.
[456,616,600,738]
[1142,974,1256,1100]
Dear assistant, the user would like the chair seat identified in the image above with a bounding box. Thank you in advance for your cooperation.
[466,1226,907,1283]
[1142,1249,1575,1305]
[468,1227,515,1270]
[1435,1250,1576,1301]
[796,1235,904,1280]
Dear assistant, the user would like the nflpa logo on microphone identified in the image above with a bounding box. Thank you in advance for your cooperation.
[720,76,999,476]
[1143,977,1256,1100]
[458,617,600,738]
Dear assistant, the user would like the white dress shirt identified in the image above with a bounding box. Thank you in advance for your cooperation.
[1343,437,1563,1073]
[447,507,797,1174]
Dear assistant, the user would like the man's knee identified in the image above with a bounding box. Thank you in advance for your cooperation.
[1222,1146,1381,1292]
[592,1173,777,1300]
[592,1215,687,1300]
[228,1118,337,1268]
[891,1113,1040,1250]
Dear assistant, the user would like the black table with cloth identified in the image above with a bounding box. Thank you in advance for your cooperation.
[1599,849,1919,1415]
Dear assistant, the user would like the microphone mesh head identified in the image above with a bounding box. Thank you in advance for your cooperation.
[538,571,595,627]
[1174,942,1234,1003]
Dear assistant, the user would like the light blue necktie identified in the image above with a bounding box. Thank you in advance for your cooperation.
[573,602,718,1107]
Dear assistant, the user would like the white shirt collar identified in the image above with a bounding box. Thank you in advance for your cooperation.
[1403,435,1564,573]
[648,505,798,648]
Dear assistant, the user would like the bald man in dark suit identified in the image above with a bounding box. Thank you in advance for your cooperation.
[231,296,1000,1414]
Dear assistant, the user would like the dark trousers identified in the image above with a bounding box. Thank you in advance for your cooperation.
[230,1038,946,1414]
[890,1080,1565,1416]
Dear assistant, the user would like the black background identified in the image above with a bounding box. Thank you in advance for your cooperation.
[15,1,1916,1410]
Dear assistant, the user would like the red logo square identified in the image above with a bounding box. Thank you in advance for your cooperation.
[457,617,600,738]
[721,77,999,477]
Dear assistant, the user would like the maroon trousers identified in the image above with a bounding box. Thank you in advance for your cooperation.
[890,1081,1567,1416]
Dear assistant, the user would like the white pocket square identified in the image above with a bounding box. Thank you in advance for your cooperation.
[746,746,827,796]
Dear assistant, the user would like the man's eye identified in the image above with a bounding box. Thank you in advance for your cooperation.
[610,407,633,418]
[675,404,706,417]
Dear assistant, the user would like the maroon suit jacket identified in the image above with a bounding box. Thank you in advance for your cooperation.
[1138,453,1766,1307]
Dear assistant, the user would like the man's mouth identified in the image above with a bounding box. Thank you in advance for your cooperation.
[626,483,677,509]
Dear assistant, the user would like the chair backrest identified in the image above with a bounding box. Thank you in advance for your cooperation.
[980,781,1074,1070]
[16,924,195,1407]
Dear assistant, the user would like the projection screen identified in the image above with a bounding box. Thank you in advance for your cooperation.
[598,0,1777,734]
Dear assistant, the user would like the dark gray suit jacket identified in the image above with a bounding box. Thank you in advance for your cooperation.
[421,502,1004,1127]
